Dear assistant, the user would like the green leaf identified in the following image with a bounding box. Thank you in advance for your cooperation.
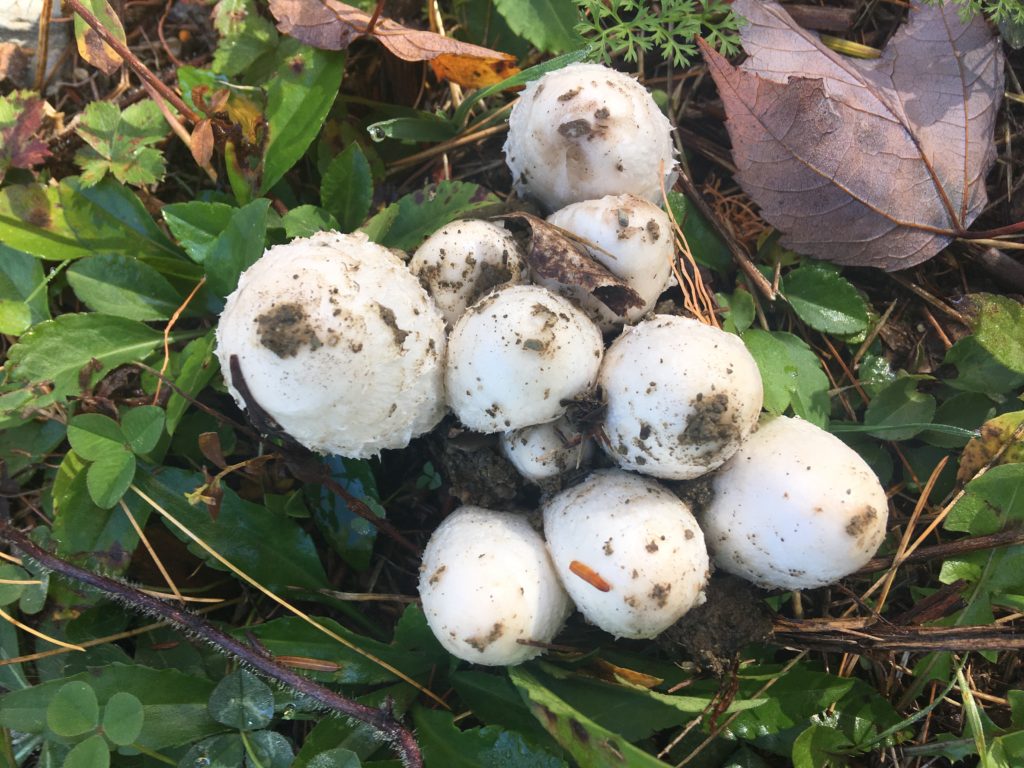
[863,376,936,441]
[451,671,563,750]
[166,332,219,434]
[510,668,668,768]
[493,0,582,52]
[920,392,992,449]
[245,731,295,768]
[311,457,383,571]
[73,0,126,76]
[67,254,182,321]
[74,100,168,187]
[46,681,99,737]
[101,692,144,746]
[0,300,31,336]
[964,293,1024,374]
[791,724,852,768]
[207,670,274,731]
[944,336,1024,395]
[282,205,341,239]
[121,406,166,455]
[718,288,755,335]
[321,144,373,232]
[212,0,279,76]
[781,261,869,336]
[0,418,65,480]
[363,182,500,252]
[0,184,93,260]
[414,706,567,768]
[62,734,109,768]
[0,563,33,606]
[307,748,362,768]
[86,451,136,509]
[261,41,346,195]
[66,414,127,460]
[0,245,49,331]
[742,329,830,427]
[666,191,732,273]
[204,198,271,296]
[181,734,246,768]
[162,202,236,264]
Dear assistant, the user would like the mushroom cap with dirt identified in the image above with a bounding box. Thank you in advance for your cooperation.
[499,414,595,484]
[419,506,572,665]
[446,284,604,433]
[215,231,446,459]
[599,315,763,480]
[408,219,527,328]
[701,415,889,590]
[504,62,677,211]
[543,469,710,639]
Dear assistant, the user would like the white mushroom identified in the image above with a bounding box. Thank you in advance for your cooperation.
[504,62,677,211]
[599,315,763,480]
[408,219,527,328]
[419,506,572,665]
[446,285,604,433]
[701,416,889,590]
[543,469,710,639]
[215,231,446,458]
[499,415,595,484]
[542,194,674,329]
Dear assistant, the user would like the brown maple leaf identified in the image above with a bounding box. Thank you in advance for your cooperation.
[267,0,518,88]
[700,0,1003,270]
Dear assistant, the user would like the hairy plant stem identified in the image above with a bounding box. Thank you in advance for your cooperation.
[0,523,423,768]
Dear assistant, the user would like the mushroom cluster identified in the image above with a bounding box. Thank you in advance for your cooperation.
[215,62,889,667]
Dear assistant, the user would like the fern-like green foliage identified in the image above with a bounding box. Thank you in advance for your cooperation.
[921,0,1024,23]
[574,0,741,68]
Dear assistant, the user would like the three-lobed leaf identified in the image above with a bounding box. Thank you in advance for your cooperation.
[74,100,168,187]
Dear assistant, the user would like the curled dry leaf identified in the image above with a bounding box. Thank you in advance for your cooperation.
[701,0,1003,270]
[501,212,644,317]
[267,0,518,88]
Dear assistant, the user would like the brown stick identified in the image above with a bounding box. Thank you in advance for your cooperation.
[773,618,1024,653]
[856,527,1024,575]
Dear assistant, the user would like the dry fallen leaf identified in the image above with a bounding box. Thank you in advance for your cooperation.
[267,0,518,88]
[701,0,1003,270]
[0,93,52,183]
[73,0,127,75]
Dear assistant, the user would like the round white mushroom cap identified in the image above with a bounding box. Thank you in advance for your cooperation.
[543,469,710,639]
[419,506,572,665]
[215,231,446,459]
[702,416,889,590]
[446,285,604,433]
[500,415,595,483]
[600,315,763,480]
[543,194,674,329]
[504,62,677,211]
[408,219,527,328]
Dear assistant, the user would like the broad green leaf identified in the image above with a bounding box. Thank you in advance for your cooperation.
[74,100,168,187]
[781,261,869,335]
[964,293,1024,374]
[306,748,362,768]
[0,418,65,480]
[945,464,1024,537]
[718,288,755,335]
[310,456,383,571]
[667,191,732,273]
[46,681,99,737]
[920,392,992,449]
[363,182,500,252]
[101,692,144,746]
[0,300,31,336]
[0,245,49,331]
[510,668,668,768]
[493,0,582,52]
[261,41,346,194]
[321,144,373,232]
[86,451,136,509]
[742,329,830,427]
[204,198,271,296]
[245,731,295,768]
[162,202,236,264]
[63,734,109,768]
[863,376,936,441]
[945,336,1024,395]
[181,734,246,768]
[451,671,560,750]
[414,706,566,768]
[121,406,166,455]
[67,254,181,321]
[165,332,219,434]
[791,724,852,768]
[282,205,340,239]
[0,563,33,606]
[0,664,221,749]
[0,184,92,260]
[66,414,127,461]
[212,0,279,76]
[73,0,126,75]
[207,670,274,731]
[724,748,772,768]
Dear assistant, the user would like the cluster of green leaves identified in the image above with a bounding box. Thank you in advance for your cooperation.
[922,0,1024,23]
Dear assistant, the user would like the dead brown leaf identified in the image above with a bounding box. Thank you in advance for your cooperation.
[267,0,518,88]
[501,213,644,317]
[0,93,52,183]
[701,0,1003,270]
[73,0,127,75]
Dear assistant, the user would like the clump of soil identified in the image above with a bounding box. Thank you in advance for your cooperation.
[256,302,321,358]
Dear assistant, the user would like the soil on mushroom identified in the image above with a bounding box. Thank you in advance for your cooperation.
[256,302,322,358]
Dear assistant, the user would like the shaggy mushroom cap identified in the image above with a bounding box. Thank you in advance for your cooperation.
[446,285,604,433]
[543,194,674,329]
[504,62,677,211]
[409,219,527,328]
[499,415,595,483]
[543,469,710,639]
[600,315,763,480]
[215,231,446,459]
[419,506,572,665]
[702,416,889,590]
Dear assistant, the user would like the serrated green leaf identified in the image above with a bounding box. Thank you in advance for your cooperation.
[0,184,92,260]
[162,202,236,264]
[67,254,182,321]
[121,406,166,455]
[74,100,168,187]
[86,451,136,509]
[414,706,567,768]
[63,734,109,768]
[863,376,936,441]
[46,681,99,737]
[204,198,271,296]
[207,670,274,731]
[493,0,582,52]
[282,205,340,239]
[742,329,830,427]
[67,414,127,460]
[781,261,869,335]
[321,144,373,232]
[101,692,144,746]
[0,245,49,331]
[261,41,346,195]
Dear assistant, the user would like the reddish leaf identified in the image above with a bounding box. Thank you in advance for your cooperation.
[0,93,51,182]
[701,0,1003,270]
[267,0,518,87]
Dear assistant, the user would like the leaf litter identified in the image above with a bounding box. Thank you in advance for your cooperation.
[701,0,1004,270]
